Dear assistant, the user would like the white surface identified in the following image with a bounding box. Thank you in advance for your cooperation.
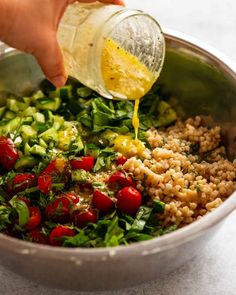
[1,0,236,294]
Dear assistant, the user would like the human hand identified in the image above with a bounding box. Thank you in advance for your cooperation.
[0,0,124,87]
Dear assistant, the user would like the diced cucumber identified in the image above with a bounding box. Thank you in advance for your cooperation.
[36,97,61,111]
[4,110,16,120]
[24,143,31,156]
[30,145,46,157]
[0,106,6,119]
[14,136,23,148]
[33,112,45,123]
[22,116,34,125]
[15,156,38,170]
[39,138,48,148]
[50,85,73,100]
[0,117,21,135]
[21,125,37,138]
[77,87,93,98]
[44,110,54,124]
[31,90,45,104]
[72,170,89,182]
[22,107,38,116]
[39,127,58,142]
[6,96,30,112]
[53,115,64,130]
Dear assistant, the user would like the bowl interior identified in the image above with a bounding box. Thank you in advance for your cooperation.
[1,34,236,161]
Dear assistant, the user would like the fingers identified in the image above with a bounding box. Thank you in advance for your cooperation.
[78,0,125,5]
[33,33,67,88]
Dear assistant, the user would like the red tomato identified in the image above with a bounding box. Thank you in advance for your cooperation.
[116,186,142,215]
[25,207,42,231]
[0,136,19,170]
[6,173,36,196]
[70,156,95,172]
[74,209,97,228]
[43,158,67,175]
[108,172,135,187]
[60,192,80,204]
[92,190,114,213]
[27,228,48,244]
[45,196,74,223]
[116,156,127,166]
[17,196,30,206]
[38,174,52,195]
[49,225,75,246]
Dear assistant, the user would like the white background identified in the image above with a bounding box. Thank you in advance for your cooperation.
[1,0,236,294]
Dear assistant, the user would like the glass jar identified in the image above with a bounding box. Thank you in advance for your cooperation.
[58,2,165,99]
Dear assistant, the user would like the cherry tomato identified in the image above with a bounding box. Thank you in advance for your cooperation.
[60,192,80,204]
[43,158,67,175]
[27,228,48,244]
[17,196,30,206]
[74,209,97,228]
[116,156,127,166]
[70,156,95,172]
[49,225,75,246]
[92,190,114,214]
[45,196,74,223]
[0,136,19,170]
[116,186,142,215]
[6,173,36,196]
[25,207,42,231]
[38,174,52,195]
[108,172,135,188]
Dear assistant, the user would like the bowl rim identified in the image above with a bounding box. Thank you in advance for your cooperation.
[0,29,236,260]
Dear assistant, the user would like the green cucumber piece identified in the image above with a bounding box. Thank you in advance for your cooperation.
[77,87,93,98]
[53,115,64,130]
[31,90,45,104]
[22,107,38,116]
[39,138,48,148]
[21,125,37,138]
[0,117,21,135]
[39,127,58,142]
[30,145,46,157]
[0,106,6,119]
[22,116,34,125]
[36,97,61,111]
[33,112,45,123]
[24,143,31,156]
[72,170,89,182]
[6,97,30,112]
[15,156,38,170]
[4,110,16,120]
[50,85,73,100]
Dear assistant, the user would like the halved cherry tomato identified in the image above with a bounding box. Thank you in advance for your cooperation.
[0,136,19,171]
[116,186,142,215]
[25,207,42,231]
[45,196,74,223]
[27,228,48,244]
[38,174,52,195]
[60,192,80,204]
[6,173,36,196]
[92,190,114,213]
[43,158,67,176]
[70,156,95,172]
[116,156,127,166]
[49,225,75,246]
[108,171,135,188]
[74,209,97,228]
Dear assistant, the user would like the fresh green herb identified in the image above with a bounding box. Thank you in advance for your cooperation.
[153,199,166,214]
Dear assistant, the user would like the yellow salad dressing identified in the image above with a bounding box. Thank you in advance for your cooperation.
[101,38,156,140]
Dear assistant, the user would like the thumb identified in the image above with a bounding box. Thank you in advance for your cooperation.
[33,33,67,88]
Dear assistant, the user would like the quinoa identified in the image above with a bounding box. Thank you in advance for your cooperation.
[124,116,236,227]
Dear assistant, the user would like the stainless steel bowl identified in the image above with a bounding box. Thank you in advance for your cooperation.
[0,30,236,291]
